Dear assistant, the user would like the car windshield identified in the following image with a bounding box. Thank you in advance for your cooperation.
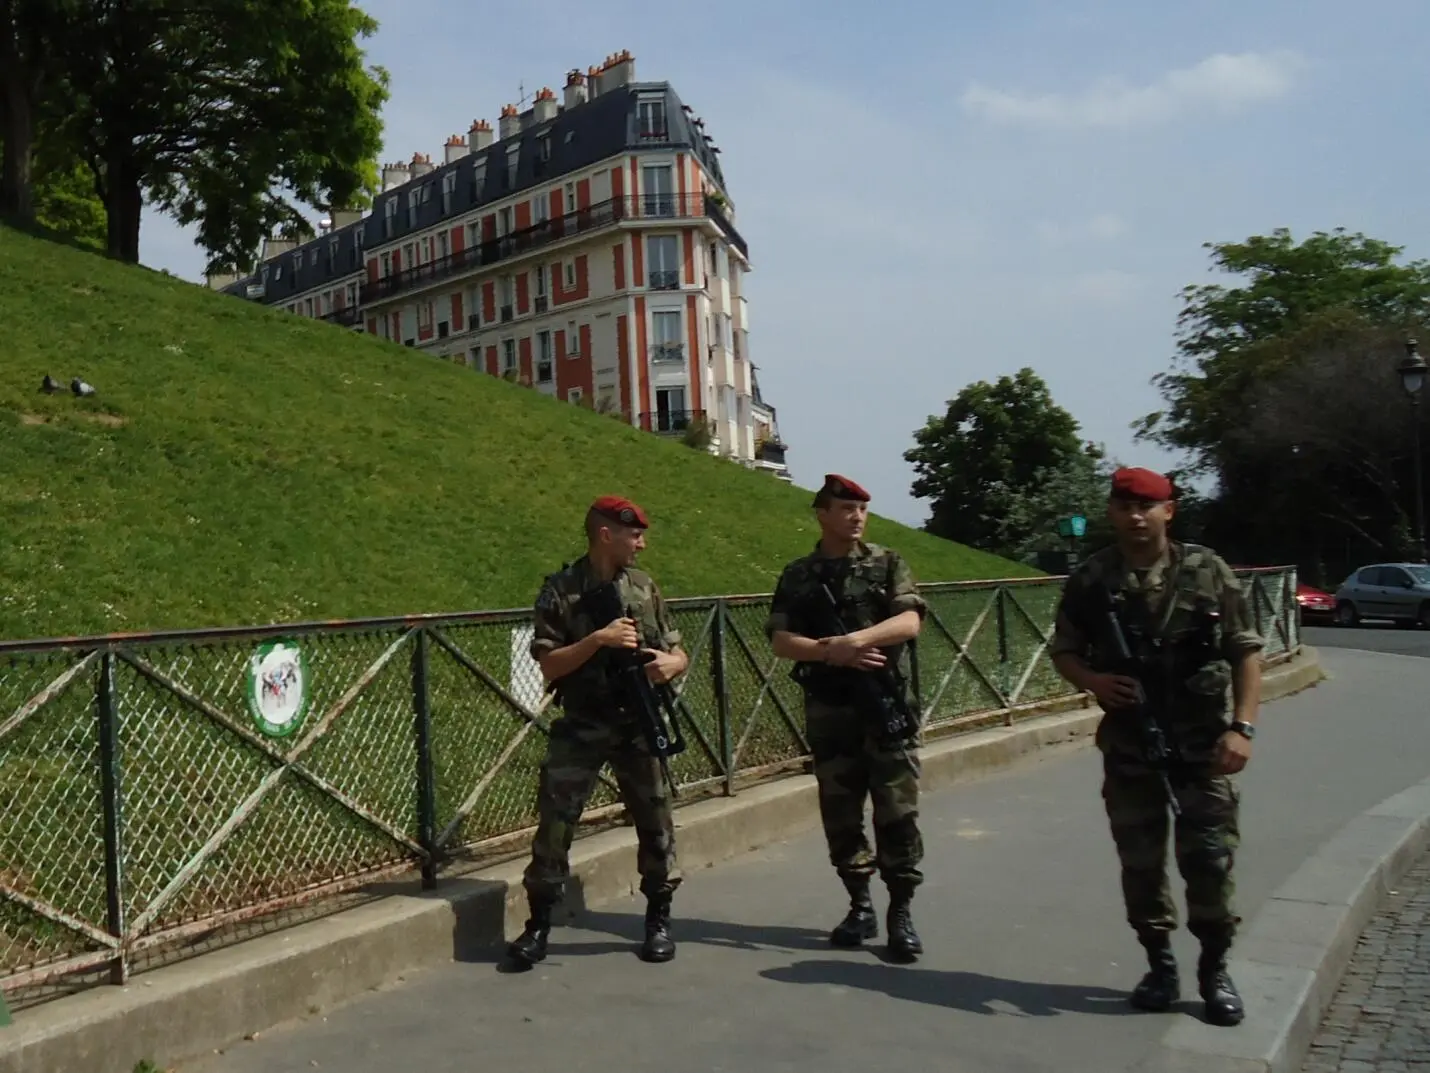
[1408,565,1430,585]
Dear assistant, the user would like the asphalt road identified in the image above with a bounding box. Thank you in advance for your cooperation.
[1303,622,1430,659]
[183,647,1430,1073]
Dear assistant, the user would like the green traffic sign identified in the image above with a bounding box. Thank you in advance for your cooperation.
[1055,514,1087,539]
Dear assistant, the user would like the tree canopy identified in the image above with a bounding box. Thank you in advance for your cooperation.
[1,0,390,269]
[905,368,1114,559]
[1138,227,1430,581]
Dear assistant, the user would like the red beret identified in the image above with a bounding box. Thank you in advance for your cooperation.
[589,495,649,529]
[815,473,871,505]
[1110,467,1174,502]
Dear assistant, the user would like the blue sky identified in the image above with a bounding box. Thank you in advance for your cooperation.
[137,0,1430,530]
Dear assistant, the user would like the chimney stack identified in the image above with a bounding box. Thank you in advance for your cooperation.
[532,86,558,124]
[260,236,298,261]
[469,119,494,150]
[381,161,411,191]
[410,151,434,178]
[444,134,469,164]
[603,49,635,88]
[564,68,588,110]
[587,64,602,98]
[206,270,241,291]
[498,104,521,141]
[331,207,364,229]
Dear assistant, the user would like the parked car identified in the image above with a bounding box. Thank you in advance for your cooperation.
[1332,563,1430,628]
[1295,583,1337,624]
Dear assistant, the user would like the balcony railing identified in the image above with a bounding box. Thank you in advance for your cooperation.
[318,305,363,327]
[639,408,707,434]
[650,342,685,363]
[359,193,748,305]
[648,269,680,290]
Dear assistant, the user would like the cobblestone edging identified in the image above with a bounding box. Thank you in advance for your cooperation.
[1300,849,1430,1073]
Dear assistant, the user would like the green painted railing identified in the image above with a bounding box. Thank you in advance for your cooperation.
[0,568,1300,1008]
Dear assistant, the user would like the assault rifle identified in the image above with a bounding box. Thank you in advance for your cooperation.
[1102,592,1181,817]
[797,566,920,745]
[578,580,688,798]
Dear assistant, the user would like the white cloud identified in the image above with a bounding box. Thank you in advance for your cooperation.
[961,50,1306,131]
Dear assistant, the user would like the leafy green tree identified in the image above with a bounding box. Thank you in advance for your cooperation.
[990,445,1117,561]
[0,0,81,223]
[1138,227,1430,577]
[905,367,1107,555]
[31,0,390,267]
[1138,228,1430,471]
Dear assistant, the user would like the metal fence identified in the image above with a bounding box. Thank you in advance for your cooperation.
[0,568,1300,1003]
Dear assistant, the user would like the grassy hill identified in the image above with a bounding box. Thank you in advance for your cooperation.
[0,224,1035,641]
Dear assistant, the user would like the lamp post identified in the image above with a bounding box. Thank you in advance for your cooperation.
[1398,339,1428,563]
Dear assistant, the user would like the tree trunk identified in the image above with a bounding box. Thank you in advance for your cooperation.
[103,148,143,262]
[0,58,35,223]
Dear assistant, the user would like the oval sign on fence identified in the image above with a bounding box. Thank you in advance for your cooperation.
[246,640,311,738]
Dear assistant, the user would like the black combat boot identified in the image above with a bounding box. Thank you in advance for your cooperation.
[1198,942,1245,1026]
[885,889,923,963]
[506,895,555,966]
[829,875,878,947]
[640,892,676,963]
[1129,933,1180,1012]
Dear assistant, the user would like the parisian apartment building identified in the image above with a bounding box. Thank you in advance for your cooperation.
[212,51,790,480]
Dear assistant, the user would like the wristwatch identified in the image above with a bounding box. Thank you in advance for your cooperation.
[1229,720,1256,741]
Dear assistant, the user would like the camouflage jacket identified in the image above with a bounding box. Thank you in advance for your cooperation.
[529,555,683,711]
[764,541,927,710]
[1050,540,1264,755]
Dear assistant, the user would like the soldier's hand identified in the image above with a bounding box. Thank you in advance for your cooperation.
[641,648,683,684]
[849,648,887,671]
[596,618,640,649]
[1212,730,1252,775]
[1090,673,1141,710]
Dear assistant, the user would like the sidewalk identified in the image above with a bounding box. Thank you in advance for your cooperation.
[1300,848,1430,1073]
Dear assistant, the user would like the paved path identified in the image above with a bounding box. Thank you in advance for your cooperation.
[183,647,1430,1073]
[1300,848,1430,1073]
[1304,623,1430,659]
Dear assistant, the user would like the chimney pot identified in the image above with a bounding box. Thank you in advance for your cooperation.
[498,104,521,140]
[564,68,589,108]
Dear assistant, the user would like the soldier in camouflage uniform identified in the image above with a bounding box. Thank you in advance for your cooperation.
[507,495,690,967]
[765,474,928,962]
[1050,466,1263,1027]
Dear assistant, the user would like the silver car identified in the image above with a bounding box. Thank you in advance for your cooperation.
[1333,562,1430,627]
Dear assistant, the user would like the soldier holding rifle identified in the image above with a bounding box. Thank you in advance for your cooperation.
[765,474,928,962]
[508,495,689,967]
[1049,466,1263,1027]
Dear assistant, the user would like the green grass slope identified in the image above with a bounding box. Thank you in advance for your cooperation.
[0,225,1036,641]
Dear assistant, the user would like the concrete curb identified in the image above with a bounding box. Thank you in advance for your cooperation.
[0,648,1324,1073]
[1145,728,1430,1068]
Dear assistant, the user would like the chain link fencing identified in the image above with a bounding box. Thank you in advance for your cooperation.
[0,568,1300,1006]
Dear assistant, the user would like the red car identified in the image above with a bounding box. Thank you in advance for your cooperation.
[1295,582,1336,623]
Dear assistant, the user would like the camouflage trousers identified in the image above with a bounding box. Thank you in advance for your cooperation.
[521,706,681,904]
[1100,750,1242,946]
[805,696,923,894]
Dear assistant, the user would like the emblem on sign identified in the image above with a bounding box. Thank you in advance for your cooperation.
[246,640,310,738]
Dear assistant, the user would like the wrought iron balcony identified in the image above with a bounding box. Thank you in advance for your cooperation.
[648,269,680,290]
[755,439,788,466]
[638,408,707,434]
[650,342,685,363]
[319,305,363,327]
[360,193,749,305]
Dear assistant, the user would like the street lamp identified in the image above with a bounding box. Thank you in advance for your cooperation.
[1398,339,1428,562]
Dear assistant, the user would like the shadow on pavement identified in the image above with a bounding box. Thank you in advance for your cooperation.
[760,958,1144,1018]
